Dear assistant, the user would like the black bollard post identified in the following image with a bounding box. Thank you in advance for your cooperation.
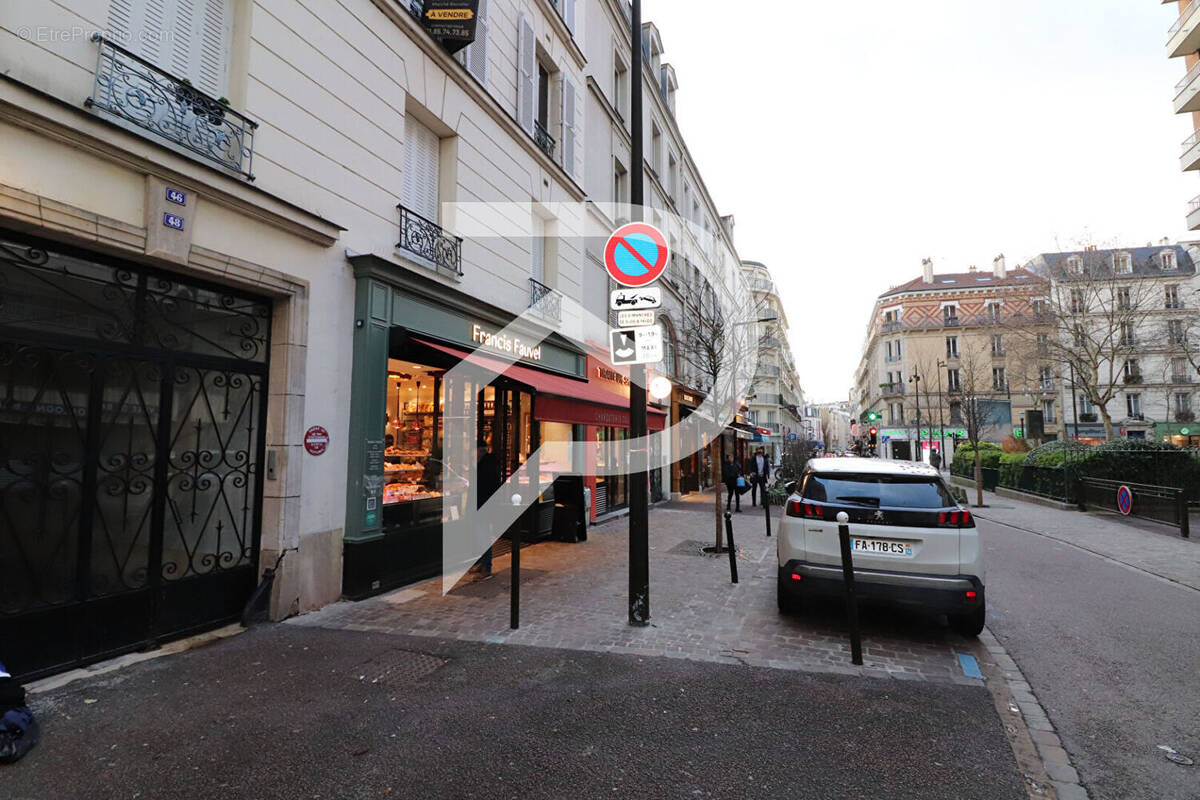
[835,511,863,665]
[511,503,522,630]
[763,487,772,537]
[724,511,738,584]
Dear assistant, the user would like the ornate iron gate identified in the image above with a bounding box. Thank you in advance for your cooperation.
[0,233,271,679]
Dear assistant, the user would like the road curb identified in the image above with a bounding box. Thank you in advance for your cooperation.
[974,627,1090,800]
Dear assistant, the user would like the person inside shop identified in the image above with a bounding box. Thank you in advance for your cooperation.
[470,438,503,578]
[722,453,743,513]
[744,447,772,507]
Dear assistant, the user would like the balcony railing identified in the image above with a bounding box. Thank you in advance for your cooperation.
[533,120,556,160]
[881,383,905,397]
[397,205,463,275]
[1172,374,1194,384]
[1177,59,1200,96]
[1169,0,1200,36]
[944,316,960,327]
[528,277,562,322]
[1190,193,1200,215]
[1039,380,1056,392]
[85,34,257,179]
[1183,129,1200,157]
[880,320,902,333]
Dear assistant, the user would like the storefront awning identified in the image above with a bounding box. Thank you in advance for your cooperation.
[415,338,666,431]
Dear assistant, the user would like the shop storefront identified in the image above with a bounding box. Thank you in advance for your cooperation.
[1156,422,1200,448]
[672,387,705,495]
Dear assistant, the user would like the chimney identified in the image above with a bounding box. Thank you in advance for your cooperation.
[921,257,934,284]
[993,253,1007,279]
[1161,236,1170,246]
[968,265,977,273]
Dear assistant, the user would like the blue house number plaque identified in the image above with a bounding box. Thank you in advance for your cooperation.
[163,213,185,231]
[165,187,187,205]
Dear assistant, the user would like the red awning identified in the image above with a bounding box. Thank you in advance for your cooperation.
[413,338,666,430]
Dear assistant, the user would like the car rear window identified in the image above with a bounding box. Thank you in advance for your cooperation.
[801,473,955,509]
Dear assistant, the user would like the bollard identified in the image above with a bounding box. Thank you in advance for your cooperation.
[836,511,863,666]
[1179,490,1190,539]
[724,511,738,584]
[763,488,772,537]
[511,494,523,630]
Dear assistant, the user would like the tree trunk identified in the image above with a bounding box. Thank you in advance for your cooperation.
[713,438,723,551]
[1098,404,1115,441]
[974,448,983,507]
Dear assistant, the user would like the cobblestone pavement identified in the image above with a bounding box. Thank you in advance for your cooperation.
[292,493,985,684]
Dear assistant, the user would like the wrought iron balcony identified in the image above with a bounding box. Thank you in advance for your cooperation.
[1172,374,1194,384]
[85,34,257,179]
[397,205,463,275]
[880,321,902,333]
[881,383,905,397]
[534,120,556,160]
[528,277,562,322]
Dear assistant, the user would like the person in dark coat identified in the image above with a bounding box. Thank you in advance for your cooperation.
[929,447,942,470]
[472,438,503,576]
[721,453,743,512]
[744,447,772,507]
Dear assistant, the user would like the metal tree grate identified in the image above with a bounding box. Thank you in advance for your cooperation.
[353,648,448,687]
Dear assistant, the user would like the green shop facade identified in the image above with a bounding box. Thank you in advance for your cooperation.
[343,256,588,598]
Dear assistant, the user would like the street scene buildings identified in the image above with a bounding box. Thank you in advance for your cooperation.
[1,4,1198,800]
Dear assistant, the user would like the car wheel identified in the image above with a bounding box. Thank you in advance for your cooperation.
[950,604,985,637]
[777,577,801,615]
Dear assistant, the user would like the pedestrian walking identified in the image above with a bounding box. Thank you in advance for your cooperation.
[744,447,772,507]
[722,453,743,512]
[929,447,942,471]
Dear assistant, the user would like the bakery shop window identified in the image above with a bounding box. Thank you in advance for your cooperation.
[383,360,444,526]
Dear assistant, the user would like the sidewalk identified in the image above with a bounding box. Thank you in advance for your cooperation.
[291,494,986,684]
[967,489,1200,591]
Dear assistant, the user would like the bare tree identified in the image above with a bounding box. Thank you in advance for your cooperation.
[1017,248,1162,440]
[953,338,999,507]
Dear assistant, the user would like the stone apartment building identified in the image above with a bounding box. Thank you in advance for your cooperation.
[0,0,750,678]
[740,259,803,462]
[854,256,1055,462]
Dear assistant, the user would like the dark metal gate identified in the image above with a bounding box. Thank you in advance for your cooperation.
[0,233,271,679]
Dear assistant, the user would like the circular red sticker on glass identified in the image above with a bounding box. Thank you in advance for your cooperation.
[304,425,329,456]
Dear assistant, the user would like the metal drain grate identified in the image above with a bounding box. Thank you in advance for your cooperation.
[353,648,448,687]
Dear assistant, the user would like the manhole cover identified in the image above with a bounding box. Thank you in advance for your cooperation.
[353,648,447,687]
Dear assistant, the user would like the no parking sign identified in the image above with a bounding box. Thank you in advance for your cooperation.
[603,223,669,287]
[1116,484,1133,515]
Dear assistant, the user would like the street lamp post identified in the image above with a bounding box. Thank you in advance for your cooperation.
[628,0,648,627]
[935,359,947,470]
[909,368,922,462]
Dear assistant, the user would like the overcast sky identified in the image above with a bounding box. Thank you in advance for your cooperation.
[645,0,1197,403]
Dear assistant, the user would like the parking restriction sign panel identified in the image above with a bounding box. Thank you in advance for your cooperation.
[610,326,663,365]
[604,223,669,287]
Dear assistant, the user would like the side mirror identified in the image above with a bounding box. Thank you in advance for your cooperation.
[784,480,797,496]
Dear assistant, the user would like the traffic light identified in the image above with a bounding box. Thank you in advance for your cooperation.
[866,411,879,422]
[868,426,878,446]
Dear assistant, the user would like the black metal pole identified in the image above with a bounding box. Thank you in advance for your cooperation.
[1069,362,1080,442]
[935,360,946,470]
[724,511,738,583]
[836,512,863,665]
[510,508,520,630]
[763,481,771,536]
[627,0,649,627]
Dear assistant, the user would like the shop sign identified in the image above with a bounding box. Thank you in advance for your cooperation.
[304,425,330,456]
[595,365,630,386]
[471,323,542,361]
[419,0,479,44]
[879,428,907,438]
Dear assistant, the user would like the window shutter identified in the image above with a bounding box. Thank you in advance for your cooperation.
[463,0,488,84]
[563,0,576,35]
[196,0,231,97]
[402,115,440,223]
[106,0,230,97]
[561,77,576,176]
[517,14,535,135]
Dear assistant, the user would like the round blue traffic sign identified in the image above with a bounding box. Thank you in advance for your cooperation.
[604,223,669,287]
[1116,484,1133,515]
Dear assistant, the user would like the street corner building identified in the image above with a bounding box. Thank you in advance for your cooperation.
[0,0,782,679]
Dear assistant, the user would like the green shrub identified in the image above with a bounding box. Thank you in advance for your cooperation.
[1023,440,1091,467]
[998,452,1026,488]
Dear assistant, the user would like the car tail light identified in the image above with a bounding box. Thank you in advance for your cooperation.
[937,509,974,528]
[787,500,823,519]
[965,590,978,601]
[791,573,803,581]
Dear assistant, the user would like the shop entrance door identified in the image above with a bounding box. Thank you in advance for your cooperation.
[0,234,271,679]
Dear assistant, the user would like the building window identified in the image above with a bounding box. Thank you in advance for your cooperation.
[889,402,903,425]
[1039,366,1053,389]
[1117,286,1131,310]
[402,113,441,223]
[458,0,489,83]
[1115,252,1132,274]
[1032,299,1048,316]
[945,336,959,358]
[991,334,1004,356]
[1124,359,1140,381]
[612,56,627,118]
[949,401,963,424]
[1079,395,1093,415]
[667,153,678,199]
[988,302,1002,321]
[992,367,1007,391]
[651,122,663,174]
[613,160,627,207]
[947,368,961,392]
[943,305,958,325]
[1043,399,1056,423]
[1036,332,1050,353]
[1070,290,1085,313]
[1173,357,1190,382]
[1175,393,1193,414]
[106,0,234,98]
[1067,255,1083,274]
[1120,322,1135,347]
[1126,393,1141,417]
[1073,323,1085,347]
[1162,250,1176,270]
[1166,285,1182,309]
[1169,319,1186,344]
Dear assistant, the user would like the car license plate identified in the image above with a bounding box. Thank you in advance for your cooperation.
[850,537,913,556]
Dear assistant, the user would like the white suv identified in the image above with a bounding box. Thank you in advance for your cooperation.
[777,457,985,637]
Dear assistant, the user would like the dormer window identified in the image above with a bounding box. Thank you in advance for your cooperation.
[1067,255,1083,274]
[1161,250,1177,271]
[1114,252,1132,274]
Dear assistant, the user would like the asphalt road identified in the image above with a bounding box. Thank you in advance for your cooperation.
[978,517,1200,800]
[7,625,1024,800]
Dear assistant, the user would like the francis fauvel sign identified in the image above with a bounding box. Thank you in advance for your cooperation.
[471,324,542,361]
